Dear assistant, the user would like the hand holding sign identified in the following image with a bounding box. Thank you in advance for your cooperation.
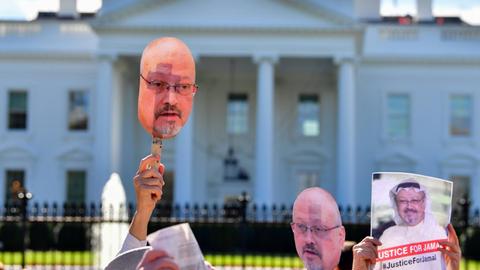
[370,173,454,270]
[352,237,382,270]
[438,224,461,270]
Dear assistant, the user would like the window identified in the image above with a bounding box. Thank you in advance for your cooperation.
[297,94,320,137]
[387,94,410,139]
[8,91,27,130]
[5,170,25,204]
[66,170,86,204]
[227,93,248,134]
[450,95,472,137]
[68,91,89,130]
[449,175,470,213]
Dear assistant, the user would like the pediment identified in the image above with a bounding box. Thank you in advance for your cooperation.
[440,153,478,168]
[383,154,415,165]
[287,149,329,164]
[0,144,37,161]
[376,151,417,166]
[93,0,353,31]
[56,146,92,162]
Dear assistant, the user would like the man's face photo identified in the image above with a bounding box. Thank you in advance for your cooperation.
[138,38,197,139]
[395,188,426,226]
[292,188,345,270]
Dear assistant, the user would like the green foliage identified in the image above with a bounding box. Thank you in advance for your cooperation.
[29,223,55,250]
[57,224,89,251]
[0,223,23,251]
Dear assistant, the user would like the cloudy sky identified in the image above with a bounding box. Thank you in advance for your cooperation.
[0,0,479,25]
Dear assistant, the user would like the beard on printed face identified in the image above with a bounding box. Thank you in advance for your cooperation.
[152,103,183,138]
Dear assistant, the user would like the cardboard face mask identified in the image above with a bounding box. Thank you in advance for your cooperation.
[138,64,196,140]
[137,38,196,141]
[137,38,196,177]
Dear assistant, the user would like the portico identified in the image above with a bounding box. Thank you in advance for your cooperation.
[89,0,360,206]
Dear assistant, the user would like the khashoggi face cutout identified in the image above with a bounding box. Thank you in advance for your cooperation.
[138,38,196,141]
[292,188,345,270]
[137,37,196,177]
[138,63,195,139]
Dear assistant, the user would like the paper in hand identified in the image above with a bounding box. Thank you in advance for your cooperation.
[147,223,207,270]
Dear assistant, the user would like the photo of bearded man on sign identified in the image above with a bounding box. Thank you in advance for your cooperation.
[356,172,460,270]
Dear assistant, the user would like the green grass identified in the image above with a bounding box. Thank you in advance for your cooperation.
[204,254,304,267]
[203,255,480,269]
[0,251,93,265]
[0,252,478,269]
[461,260,480,270]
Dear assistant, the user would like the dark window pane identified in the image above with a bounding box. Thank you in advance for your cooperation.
[66,171,86,204]
[8,91,27,130]
[5,170,25,203]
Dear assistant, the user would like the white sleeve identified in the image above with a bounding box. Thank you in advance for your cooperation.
[118,233,148,255]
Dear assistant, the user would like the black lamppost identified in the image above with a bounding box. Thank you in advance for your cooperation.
[238,191,250,223]
[17,190,32,269]
[237,191,250,268]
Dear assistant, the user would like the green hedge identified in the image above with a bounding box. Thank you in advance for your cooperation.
[0,222,90,251]
[0,223,23,251]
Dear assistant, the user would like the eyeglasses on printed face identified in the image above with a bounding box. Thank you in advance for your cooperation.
[291,222,341,237]
[396,197,425,206]
[140,74,198,96]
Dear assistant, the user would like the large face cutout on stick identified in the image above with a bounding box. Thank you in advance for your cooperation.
[138,37,196,139]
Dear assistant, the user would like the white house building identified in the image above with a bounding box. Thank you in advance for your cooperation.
[0,0,479,211]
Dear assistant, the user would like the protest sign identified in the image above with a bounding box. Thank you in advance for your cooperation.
[371,172,452,270]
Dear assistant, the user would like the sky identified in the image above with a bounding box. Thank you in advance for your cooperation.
[382,0,480,24]
[0,0,479,25]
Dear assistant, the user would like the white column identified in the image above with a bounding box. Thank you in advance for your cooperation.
[416,0,433,22]
[173,54,199,206]
[174,109,194,205]
[111,61,126,175]
[473,170,480,211]
[336,58,356,207]
[253,54,278,206]
[91,54,116,203]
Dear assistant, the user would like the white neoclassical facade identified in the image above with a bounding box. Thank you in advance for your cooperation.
[0,0,480,210]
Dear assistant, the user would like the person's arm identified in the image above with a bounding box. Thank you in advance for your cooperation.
[438,224,461,270]
[118,232,148,254]
[129,164,164,241]
[352,237,382,270]
[119,155,165,254]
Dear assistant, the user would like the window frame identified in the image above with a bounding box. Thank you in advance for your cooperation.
[439,155,477,214]
[4,169,26,204]
[7,89,29,131]
[443,91,476,145]
[65,169,87,204]
[67,90,90,132]
[226,92,249,135]
[381,91,413,144]
[448,93,473,138]
[296,93,321,138]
